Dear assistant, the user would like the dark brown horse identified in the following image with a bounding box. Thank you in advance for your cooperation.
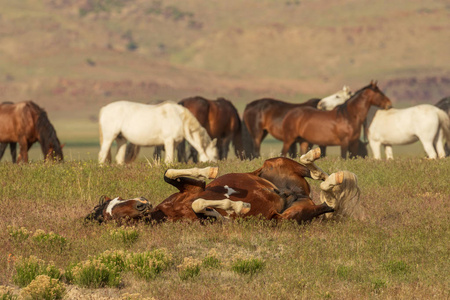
[85,196,152,223]
[178,96,244,161]
[281,81,392,159]
[242,98,320,158]
[0,101,64,162]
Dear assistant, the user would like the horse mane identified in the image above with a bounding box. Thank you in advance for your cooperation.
[334,83,374,117]
[85,195,110,223]
[23,101,62,159]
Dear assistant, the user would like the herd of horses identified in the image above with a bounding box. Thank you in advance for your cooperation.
[1,81,449,225]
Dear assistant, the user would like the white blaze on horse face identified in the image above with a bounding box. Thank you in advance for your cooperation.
[106,197,128,216]
[223,185,238,198]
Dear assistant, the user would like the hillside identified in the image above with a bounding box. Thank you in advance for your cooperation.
[0,0,448,130]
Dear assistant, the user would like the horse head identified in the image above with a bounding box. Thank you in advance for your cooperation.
[199,138,218,162]
[368,81,393,110]
[45,140,64,162]
[85,196,152,223]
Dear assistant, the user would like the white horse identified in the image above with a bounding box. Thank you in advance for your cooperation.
[317,86,353,110]
[368,104,450,159]
[98,101,218,164]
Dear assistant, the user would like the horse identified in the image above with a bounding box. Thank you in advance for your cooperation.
[281,81,392,159]
[85,195,152,223]
[242,86,353,158]
[178,96,244,161]
[0,142,16,163]
[87,148,363,224]
[368,104,450,159]
[98,101,218,164]
[435,96,450,156]
[317,86,353,110]
[0,101,64,163]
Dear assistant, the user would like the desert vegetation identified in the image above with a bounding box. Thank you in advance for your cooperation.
[0,157,448,299]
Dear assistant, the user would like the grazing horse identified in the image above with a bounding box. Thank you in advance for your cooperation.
[85,196,152,223]
[368,104,450,159]
[281,81,392,159]
[98,101,218,164]
[435,96,450,156]
[242,86,353,158]
[178,96,244,161]
[0,101,64,163]
[139,148,362,224]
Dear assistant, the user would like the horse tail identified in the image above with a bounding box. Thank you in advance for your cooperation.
[436,108,450,149]
[125,143,140,163]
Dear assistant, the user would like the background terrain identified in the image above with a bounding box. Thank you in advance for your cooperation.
[1,0,450,159]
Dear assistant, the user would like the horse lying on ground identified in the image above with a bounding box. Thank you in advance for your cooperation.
[368,104,450,159]
[87,148,364,224]
[98,101,218,164]
[85,196,152,223]
[0,101,64,163]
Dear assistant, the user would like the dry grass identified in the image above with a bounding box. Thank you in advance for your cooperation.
[0,156,449,299]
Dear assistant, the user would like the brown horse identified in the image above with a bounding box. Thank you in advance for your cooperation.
[0,101,64,162]
[242,98,320,158]
[88,149,363,224]
[281,81,392,159]
[178,96,244,161]
[0,142,17,163]
[85,196,152,223]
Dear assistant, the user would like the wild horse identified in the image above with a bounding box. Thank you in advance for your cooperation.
[242,86,354,158]
[0,101,63,162]
[98,101,218,164]
[87,148,364,224]
[178,96,244,161]
[281,81,392,159]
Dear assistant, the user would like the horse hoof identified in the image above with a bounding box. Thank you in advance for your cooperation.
[300,147,322,163]
[335,171,344,184]
[208,167,219,179]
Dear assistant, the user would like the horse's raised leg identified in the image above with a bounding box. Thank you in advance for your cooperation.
[299,148,328,181]
[319,171,344,192]
[165,167,219,180]
[280,200,334,223]
[115,136,128,164]
[192,198,251,219]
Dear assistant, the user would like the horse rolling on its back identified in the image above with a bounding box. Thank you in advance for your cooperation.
[98,101,218,164]
[0,101,63,163]
[178,96,244,161]
[242,86,353,159]
[281,81,392,159]
[368,104,450,159]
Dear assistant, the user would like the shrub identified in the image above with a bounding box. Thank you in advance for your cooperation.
[7,226,30,243]
[21,275,65,300]
[127,249,172,280]
[65,258,121,288]
[202,249,221,269]
[109,227,140,247]
[0,285,18,300]
[231,258,265,276]
[178,257,201,280]
[31,230,67,253]
[13,256,62,288]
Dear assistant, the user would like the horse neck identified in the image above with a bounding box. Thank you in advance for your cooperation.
[181,110,210,155]
[345,89,374,126]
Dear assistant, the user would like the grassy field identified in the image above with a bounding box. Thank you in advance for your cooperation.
[0,154,448,299]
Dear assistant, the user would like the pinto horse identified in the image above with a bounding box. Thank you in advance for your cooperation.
[281,81,392,159]
[178,96,244,161]
[0,101,64,163]
[242,86,354,158]
[85,196,152,223]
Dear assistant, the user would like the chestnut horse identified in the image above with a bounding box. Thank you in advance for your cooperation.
[178,96,244,161]
[85,196,152,223]
[242,87,354,159]
[281,81,392,159]
[0,101,64,163]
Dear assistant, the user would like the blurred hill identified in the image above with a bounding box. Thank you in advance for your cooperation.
[1,0,450,116]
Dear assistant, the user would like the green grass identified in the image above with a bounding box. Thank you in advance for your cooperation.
[0,156,448,298]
